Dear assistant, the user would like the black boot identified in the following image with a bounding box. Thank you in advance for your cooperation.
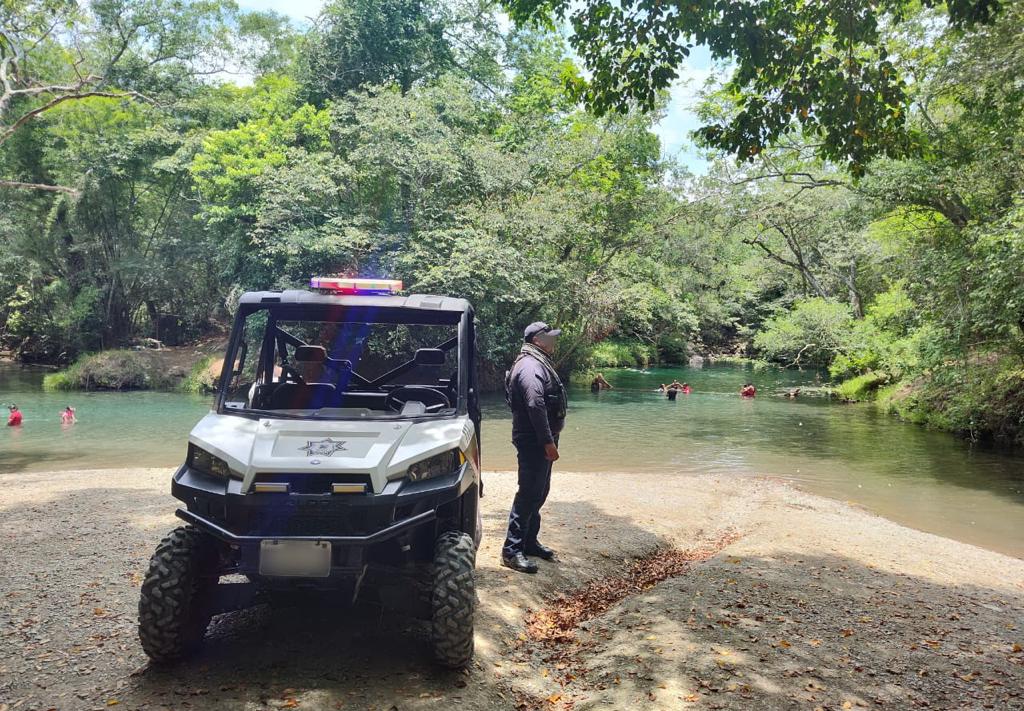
[501,551,538,574]
[525,542,555,560]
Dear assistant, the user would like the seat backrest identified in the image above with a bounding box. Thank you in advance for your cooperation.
[267,383,337,410]
[293,345,329,384]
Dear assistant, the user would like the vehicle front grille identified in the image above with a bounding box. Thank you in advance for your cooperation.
[251,472,372,495]
[239,504,392,537]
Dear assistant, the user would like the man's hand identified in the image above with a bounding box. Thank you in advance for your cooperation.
[544,443,559,461]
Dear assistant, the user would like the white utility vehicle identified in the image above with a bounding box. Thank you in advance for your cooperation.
[138,278,482,668]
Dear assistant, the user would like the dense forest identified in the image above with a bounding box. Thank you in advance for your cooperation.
[1,0,1022,443]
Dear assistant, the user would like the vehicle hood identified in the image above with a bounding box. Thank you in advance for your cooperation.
[189,413,473,494]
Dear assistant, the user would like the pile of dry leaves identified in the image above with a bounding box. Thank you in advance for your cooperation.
[526,533,741,646]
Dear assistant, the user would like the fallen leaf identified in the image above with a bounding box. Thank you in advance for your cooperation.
[777,639,792,648]
[840,629,854,637]
[547,693,562,704]
[809,639,822,647]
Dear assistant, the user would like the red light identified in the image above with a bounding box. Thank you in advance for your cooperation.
[310,277,403,295]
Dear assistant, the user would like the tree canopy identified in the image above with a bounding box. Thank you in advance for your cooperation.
[1,0,1023,440]
[502,0,1005,175]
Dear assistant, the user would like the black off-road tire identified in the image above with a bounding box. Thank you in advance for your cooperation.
[138,525,220,663]
[430,531,476,668]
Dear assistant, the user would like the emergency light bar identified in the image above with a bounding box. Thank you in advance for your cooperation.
[310,277,403,295]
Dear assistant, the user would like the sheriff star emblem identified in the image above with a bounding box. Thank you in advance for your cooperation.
[298,438,348,457]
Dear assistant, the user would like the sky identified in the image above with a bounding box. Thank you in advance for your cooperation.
[238,0,715,173]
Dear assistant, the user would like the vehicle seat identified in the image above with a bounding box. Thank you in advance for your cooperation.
[294,345,330,384]
[268,383,337,409]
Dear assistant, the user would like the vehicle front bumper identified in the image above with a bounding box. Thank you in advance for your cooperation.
[171,461,473,576]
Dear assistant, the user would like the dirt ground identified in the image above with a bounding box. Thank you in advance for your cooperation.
[1,467,1022,711]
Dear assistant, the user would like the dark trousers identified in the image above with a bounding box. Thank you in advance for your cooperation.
[502,436,556,557]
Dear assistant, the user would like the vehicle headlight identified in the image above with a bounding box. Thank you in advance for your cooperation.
[407,449,461,482]
[188,444,234,479]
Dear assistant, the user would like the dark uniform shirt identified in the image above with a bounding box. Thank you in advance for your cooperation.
[507,354,566,445]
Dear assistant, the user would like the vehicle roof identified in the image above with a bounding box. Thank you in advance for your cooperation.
[238,290,472,314]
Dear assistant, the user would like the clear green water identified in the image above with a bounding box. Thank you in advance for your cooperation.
[2,363,1023,557]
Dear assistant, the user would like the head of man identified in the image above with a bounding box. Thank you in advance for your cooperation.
[524,321,561,355]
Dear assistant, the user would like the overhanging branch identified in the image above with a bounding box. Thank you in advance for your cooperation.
[0,179,81,196]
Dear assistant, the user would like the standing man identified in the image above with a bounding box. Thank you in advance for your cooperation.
[501,322,568,574]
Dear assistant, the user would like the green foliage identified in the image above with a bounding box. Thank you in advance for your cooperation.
[502,0,1003,175]
[834,372,890,402]
[3,0,1024,452]
[191,99,333,223]
[827,282,929,380]
[43,351,154,391]
[882,357,1024,446]
[753,299,856,367]
[586,340,658,369]
[710,355,773,371]
[298,0,453,102]
[178,356,218,394]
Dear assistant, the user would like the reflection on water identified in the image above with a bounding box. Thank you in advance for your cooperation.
[2,363,1023,557]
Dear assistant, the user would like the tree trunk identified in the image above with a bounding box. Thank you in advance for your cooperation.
[846,263,864,318]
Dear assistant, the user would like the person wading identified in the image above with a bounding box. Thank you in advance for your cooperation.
[501,322,567,574]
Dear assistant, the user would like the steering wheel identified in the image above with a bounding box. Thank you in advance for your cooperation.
[385,385,451,413]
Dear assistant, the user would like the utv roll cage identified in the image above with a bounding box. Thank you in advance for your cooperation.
[216,290,481,430]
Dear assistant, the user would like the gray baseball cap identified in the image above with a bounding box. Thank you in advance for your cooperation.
[524,321,562,341]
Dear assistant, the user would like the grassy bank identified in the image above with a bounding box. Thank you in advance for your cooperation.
[43,351,170,391]
[585,339,660,368]
[834,357,1024,447]
[832,371,890,402]
[43,343,224,393]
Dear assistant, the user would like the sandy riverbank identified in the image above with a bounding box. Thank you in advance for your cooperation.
[1,468,1021,710]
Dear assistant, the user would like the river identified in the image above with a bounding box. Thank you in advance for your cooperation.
[2,362,1022,558]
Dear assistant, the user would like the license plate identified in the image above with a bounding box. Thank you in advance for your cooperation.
[259,540,332,577]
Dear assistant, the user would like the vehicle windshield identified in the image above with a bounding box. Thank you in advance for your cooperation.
[219,306,463,419]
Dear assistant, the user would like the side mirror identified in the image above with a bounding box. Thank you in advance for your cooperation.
[414,348,446,366]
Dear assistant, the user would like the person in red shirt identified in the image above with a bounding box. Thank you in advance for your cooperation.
[740,383,757,398]
[7,404,23,426]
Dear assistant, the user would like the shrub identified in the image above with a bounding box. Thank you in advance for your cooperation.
[179,356,220,394]
[834,371,889,401]
[828,282,927,381]
[753,298,856,366]
[43,351,151,390]
[879,356,1024,445]
[586,340,658,368]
